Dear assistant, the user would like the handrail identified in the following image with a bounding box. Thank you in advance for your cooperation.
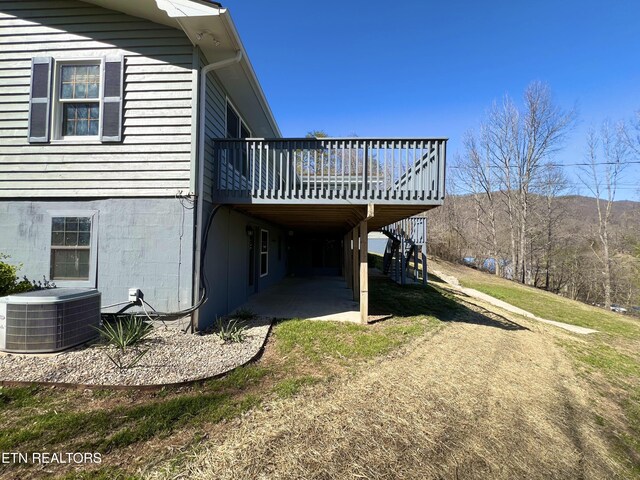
[212,137,447,204]
[220,137,449,142]
[382,217,427,245]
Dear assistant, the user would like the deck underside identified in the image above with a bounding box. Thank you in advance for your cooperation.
[229,203,438,233]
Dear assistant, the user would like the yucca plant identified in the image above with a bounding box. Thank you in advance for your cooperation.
[97,315,153,369]
[214,317,247,343]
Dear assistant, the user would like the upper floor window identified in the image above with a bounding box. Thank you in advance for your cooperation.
[58,64,101,138]
[226,100,252,176]
[226,101,250,139]
[27,56,124,144]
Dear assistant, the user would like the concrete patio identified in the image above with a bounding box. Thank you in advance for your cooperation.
[238,276,360,322]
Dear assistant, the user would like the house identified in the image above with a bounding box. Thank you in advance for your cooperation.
[0,0,447,331]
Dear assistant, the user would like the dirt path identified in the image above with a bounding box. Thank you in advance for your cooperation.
[431,268,598,335]
[153,308,620,479]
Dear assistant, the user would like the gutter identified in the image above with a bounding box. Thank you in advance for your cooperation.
[191,50,243,332]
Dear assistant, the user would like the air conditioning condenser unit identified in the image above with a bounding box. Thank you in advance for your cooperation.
[0,289,101,354]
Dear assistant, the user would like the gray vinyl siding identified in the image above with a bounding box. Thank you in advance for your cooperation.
[0,0,195,197]
[198,205,288,330]
[200,51,262,203]
[201,51,225,204]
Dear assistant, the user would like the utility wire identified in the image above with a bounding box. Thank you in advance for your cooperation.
[449,160,640,168]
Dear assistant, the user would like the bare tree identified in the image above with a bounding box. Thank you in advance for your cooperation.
[483,82,575,284]
[622,110,640,200]
[517,82,576,284]
[484,96,521,278]
[534,165,569,289]
[427,160,468,261]
[623,110,640,156]
[460,131,501,274]
[579,124,628,308]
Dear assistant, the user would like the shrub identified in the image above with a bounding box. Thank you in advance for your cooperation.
[97,315,153,369]
[0,254,55,297]
[214,317,247,343]
[0,254,33,296]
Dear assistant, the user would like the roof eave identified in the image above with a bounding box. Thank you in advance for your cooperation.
[217,12,282,138]
[83,0,281,137]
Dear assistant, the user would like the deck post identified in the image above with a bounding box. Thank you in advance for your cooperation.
[352,226,359,301]
[400,234,406,285]
[423,218,428,285]
[344,233,351,293]
[422,251,428,286]
[395,242,400,283]
[359,220,368,323]
[343,234,348,281]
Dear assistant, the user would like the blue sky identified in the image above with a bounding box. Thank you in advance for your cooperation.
[230,0,640,200]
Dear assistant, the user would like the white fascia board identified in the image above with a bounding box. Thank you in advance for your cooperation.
[155,0,226,18]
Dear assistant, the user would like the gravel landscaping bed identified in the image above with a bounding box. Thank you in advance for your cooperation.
[0,317,272,387]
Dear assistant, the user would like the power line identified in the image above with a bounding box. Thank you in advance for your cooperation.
[449,160,640,168]
[548,161,640,167]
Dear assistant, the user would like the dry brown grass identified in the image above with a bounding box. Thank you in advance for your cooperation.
[150,303,622,480]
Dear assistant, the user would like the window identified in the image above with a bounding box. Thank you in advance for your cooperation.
[241,123,250,140]
[58,64,101,137]
[27,56,124,144]
[226,100,251,176]
[226,102,240,138]
[50,217,92,280]
[260,229,269,277]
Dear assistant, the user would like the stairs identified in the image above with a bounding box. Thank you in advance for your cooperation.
[380,217,428,286]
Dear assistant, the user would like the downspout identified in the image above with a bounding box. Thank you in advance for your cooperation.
[192,50,243,332]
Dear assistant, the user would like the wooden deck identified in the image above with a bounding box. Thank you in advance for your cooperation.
[212,137,447,323]
[212,137,446,207]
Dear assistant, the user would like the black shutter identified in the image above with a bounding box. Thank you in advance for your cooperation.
[28,57,53,143]
[101,55,124,142]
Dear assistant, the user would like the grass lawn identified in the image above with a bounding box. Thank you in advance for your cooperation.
[0,275,449,479]
[4,261,639,478]
[458,271,640,338]
[430,257,640,475]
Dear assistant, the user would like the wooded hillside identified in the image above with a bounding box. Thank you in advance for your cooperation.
[428,193,640,308]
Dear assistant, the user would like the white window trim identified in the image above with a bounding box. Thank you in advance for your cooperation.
[225,98,253,181]
[225,97,252,138]
[51,58,104,142]
[47,210,99,288]
[260,229,269,277]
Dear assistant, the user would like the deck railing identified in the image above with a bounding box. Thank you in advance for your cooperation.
[381,216,428,285]
[212,138,446,204]
[382,216,427,245]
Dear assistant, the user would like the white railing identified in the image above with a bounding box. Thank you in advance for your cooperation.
[212,138,446,204]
